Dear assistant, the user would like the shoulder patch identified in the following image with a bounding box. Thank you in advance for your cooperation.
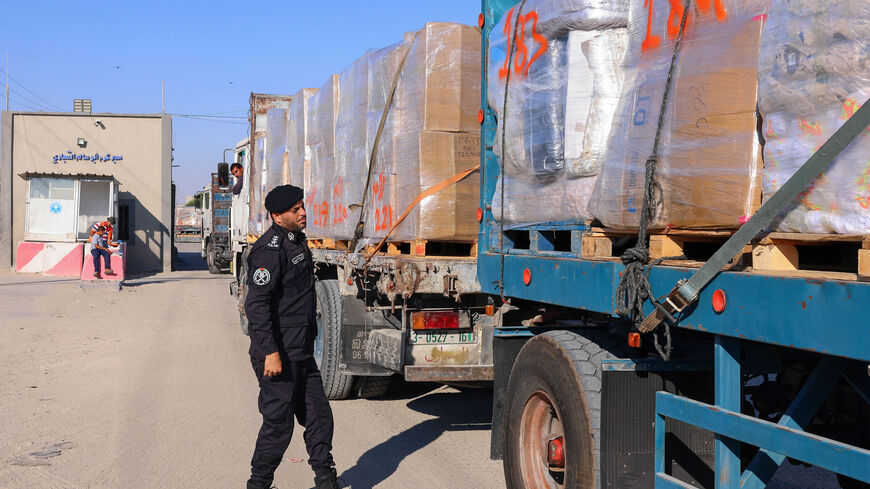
[291,253,305,265]
[252,267,271,286]
[266,235,281,249]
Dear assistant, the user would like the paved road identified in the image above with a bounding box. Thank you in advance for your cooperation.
[0,243,844,488]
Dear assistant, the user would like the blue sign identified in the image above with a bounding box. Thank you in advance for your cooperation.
[49,202,63,214]
[52,150,124,164]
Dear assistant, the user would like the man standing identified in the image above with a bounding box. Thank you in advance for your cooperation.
[231,163,244,196]
[244,185,340,489]
[89,216,117,244]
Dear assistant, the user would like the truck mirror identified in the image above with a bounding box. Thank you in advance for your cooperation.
[217,163,230,189]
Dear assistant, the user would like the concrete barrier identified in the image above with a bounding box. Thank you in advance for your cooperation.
[81,242,127,281]
[15,241,84,277]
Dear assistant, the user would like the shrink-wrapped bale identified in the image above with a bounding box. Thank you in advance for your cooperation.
[589,0,766,230]
[364,22,482,241]
[305,75,339,238]
[263,109,289,231]
[287,88,317,190]
[487,2,627,225]
[248,137,267,236]
[758,0,870,233]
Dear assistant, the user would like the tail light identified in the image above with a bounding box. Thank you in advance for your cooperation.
[411,311,467,330]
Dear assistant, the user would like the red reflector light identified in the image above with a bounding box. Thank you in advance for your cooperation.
[523,268,532,285]
[411,311,460,330]
[628,332,641,348]
[476,207,484,222]
[478,13,485,27]
[548,437,565,468]
[485,304,494,316]
[712,289,726,313]
[478,109,484,124]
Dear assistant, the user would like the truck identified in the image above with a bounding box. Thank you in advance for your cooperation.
[477,1,870,489]
[198,172,233,274]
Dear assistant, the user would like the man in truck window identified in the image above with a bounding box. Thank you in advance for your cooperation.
[244,184,340,489]
[231,163,244,196]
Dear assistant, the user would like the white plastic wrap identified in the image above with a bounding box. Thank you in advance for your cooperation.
[288,88,317,189]
[488,2,628,225]
[758,0,870,233]
[305,75,339,238]
[518,0,629,37]
[589,0,767,230]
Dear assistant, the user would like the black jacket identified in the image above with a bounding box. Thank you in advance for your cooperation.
[244,222,316,360]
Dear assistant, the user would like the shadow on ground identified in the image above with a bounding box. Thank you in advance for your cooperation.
[338,387,494,489]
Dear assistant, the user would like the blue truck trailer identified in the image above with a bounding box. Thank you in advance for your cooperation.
[479,1,870,488]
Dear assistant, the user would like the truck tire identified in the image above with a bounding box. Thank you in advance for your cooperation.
[354,376,391,399]
[206,240,221,274]
[503,330,627,489]
[314,279,354,400]
[238,249,250,336]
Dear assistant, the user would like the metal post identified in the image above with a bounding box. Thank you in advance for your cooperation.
[655,411,666,476]
[714,336,740,489]
[5,53,8,111]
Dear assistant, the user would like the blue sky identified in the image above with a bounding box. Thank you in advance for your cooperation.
[0,0,479,203]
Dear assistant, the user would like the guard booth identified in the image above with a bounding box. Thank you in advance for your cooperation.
[15,172,120,277]
[20,173,118,242]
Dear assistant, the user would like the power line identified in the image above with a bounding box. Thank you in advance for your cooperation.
[0,66,66,111]
[173,114,248,125]
[8,86,54,111]
[171,113,247,119]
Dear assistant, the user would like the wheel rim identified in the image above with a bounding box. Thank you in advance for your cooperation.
[519,390,566,489]
[314,298,324,368]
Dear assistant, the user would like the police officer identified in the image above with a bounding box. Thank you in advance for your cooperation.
[245,185,340,489]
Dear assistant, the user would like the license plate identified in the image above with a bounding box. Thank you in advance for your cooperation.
[409,330,476,345]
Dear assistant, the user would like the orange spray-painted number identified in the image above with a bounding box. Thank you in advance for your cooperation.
[697,0,728,22]
[498,9,548,79]
[641,0,662,51]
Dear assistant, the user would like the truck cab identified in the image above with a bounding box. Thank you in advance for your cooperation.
[198,172,232,274]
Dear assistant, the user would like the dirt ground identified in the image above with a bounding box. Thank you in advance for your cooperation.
[0,243,842,489]
[0,243,504,489]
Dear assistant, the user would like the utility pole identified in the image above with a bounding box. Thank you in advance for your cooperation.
[5,53,9,111]
[162,80,165,113]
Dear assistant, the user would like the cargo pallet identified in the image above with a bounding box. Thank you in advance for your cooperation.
[309,237,478,258]
[579,227,870,281]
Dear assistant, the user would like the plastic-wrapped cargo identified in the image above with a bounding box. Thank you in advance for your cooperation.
[287,88,317,189]
[487,2,627,225]
[305,75,339,238]
[757,0,870,233]
[363,22,482,241]
[589,0,767,230]
[247,94,292,236]
[260,108,289,233]
[248,137,267,235]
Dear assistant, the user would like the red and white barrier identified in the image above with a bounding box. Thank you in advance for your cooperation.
[15,242,84,277]
[81,242,126,281]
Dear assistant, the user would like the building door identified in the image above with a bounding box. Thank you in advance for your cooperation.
[25,177,78,241]
[77,180,113,240]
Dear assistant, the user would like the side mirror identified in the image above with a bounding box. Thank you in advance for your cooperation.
[217,163,230,189]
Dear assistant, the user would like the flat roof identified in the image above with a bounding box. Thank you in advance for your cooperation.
[2,111,165,118]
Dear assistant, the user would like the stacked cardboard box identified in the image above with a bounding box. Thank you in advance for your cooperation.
[589,0,767,229]
[305,75,339,238]
[313,22,482,242]
[287,88,317,189]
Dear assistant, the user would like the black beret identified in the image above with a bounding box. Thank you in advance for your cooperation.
[265,185,304,213]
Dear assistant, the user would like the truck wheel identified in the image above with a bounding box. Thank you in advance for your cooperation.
[238,248,249,336]
[354,376,391,399]
[315,279,354,400]
[206,240,221,274]
[503,330,627,489]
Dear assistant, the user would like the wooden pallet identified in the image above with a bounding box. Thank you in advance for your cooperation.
[307,238,350,250]
[580,227,870,281]
[377,239,478,258]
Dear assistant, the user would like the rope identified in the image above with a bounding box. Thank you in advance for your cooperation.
[496,0,528,301]
[615,0,691,361]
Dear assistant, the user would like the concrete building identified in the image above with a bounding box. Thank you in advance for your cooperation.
[0,111,173,274]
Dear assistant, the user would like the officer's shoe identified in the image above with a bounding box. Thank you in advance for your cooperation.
[313,468,341,489]
[246,478,274,489]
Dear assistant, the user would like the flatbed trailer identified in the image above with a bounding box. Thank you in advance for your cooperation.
[479,1,870,488]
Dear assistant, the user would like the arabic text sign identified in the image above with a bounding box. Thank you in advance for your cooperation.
[53,150,124,164]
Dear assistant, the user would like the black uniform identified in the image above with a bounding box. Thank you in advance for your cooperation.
[245,222,335,489]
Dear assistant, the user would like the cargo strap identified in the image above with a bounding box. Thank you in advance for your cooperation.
[350,32,420,253]
[640,97,870,334]
[363,164,480,264]
[616,0,691,360]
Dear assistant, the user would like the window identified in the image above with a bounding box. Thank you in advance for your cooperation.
[25,176,116,242]
[117,201,132,242]
[205,192,210,210]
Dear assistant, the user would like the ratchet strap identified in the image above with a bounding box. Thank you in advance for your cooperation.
[363,164,480,264]
[639,98,870,333]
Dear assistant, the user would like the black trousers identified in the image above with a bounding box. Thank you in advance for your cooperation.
[249,356,335,486]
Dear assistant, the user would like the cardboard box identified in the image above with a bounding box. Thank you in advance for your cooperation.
[287,88,317,189]
[418,131,481,241]
[305,74,339,238]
